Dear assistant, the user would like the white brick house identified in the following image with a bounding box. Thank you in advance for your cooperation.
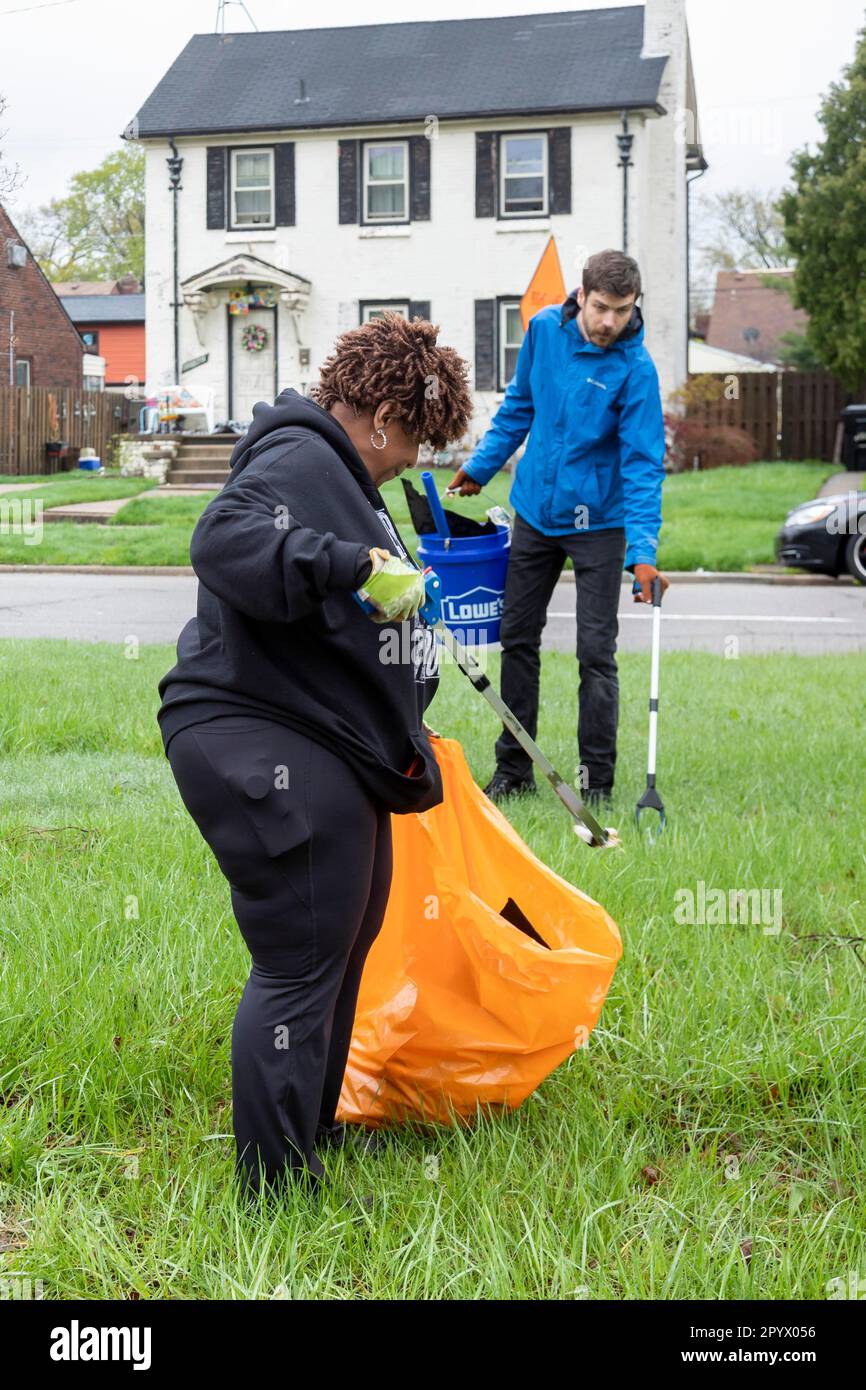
[129,1,704,435]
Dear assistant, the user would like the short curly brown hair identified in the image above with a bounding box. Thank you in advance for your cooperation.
[311,312,473,451]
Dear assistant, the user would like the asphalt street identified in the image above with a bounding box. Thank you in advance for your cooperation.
[1,571,863,655]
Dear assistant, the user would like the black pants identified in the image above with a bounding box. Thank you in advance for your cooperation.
[495,514,627,791]
[166,714,392,1199]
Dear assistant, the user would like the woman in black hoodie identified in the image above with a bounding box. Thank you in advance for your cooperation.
[157,314,473,1202]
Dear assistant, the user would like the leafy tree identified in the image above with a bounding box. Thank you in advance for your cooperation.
[779,21,866,390]
[776,330,826,371]
[19,145,144,283]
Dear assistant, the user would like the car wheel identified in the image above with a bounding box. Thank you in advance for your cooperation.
[845,533,866,583]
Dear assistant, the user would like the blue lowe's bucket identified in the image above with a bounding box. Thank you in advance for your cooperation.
[417,526,511,645]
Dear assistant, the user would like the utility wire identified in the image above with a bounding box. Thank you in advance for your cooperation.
[0,0,81,14]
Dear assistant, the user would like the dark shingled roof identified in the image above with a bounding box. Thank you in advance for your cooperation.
[59,294,146,323]
[130,7,666,139]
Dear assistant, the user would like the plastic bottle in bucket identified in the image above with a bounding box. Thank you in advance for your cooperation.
[416,471,510,645]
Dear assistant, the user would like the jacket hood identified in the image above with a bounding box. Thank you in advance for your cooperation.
[226,387,382,508]
[559,290,645,348]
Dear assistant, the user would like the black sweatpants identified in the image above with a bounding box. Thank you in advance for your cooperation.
[495,513,627,791]
[166,713,392,1199]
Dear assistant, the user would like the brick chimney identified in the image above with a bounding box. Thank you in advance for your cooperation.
[115,272,141,294]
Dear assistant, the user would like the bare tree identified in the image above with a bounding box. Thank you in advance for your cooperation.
[0,93,24,199]
[697,187,790,272]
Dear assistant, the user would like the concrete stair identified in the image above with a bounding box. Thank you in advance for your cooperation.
[166,434,241,486]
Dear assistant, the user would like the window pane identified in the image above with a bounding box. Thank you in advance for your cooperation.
[504,306,523,347]
[368,182,405,217]
[365,305,408,321]
[368,144,404,180]
[504,176,544,205]
[235,189,272,222]
[236,153,271,187]
[15,359,30,386]
[504,136,544,176]
[503,347,521,384]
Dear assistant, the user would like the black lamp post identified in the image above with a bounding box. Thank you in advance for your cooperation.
[167,139,184,384]
[616,112,634,256]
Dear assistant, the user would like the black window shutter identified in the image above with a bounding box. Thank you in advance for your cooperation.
[409,135,431,221]
[274,143,295,226]
[338,139,360,224]
[408,300,431,322]
[475,133,496,218]
[206,147,227,229]
[474,299,496,390]
[548,127,572,215]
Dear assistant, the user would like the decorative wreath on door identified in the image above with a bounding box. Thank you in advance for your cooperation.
[241,324,269,353]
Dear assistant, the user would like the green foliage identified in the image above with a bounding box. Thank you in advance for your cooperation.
[779,22,866,389]
[20,144,144,283]
[776,331,826,372]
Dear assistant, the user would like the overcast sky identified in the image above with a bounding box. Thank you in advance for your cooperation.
[1,0,864,214]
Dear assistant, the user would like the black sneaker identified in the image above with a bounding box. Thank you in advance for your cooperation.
[314,1122,347,1151]
[348,1128,390,1156]
[585,786,613,810]
[483,771,537,802]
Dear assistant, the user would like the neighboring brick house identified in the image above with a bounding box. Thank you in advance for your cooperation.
[58,287,146,389]
[705,269,808,367]
[0,202,85,387]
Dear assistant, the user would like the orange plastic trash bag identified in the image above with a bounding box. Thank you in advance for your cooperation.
[337,737,622,1129]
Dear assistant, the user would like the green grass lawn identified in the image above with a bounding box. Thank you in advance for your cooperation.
[0,460,834,571]
[0,472,157,510]
[1,639,864,1298]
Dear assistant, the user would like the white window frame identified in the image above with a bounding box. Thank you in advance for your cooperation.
[14,358,31,387]
[361,301,410,323]
[499,132,548,218]
[498,300,524,390]
[362,140,410,224]
[230,147,275,229]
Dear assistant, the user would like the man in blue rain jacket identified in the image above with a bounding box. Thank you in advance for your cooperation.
[449,250,669,806]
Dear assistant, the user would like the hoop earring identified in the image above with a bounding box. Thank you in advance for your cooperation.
[371,428,387,450]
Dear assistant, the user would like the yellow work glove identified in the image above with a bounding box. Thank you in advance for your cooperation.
[356,547,426,624]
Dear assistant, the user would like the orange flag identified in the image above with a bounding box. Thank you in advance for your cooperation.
[520,236,567,330]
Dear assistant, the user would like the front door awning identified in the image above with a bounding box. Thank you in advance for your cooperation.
[181,253,311,313]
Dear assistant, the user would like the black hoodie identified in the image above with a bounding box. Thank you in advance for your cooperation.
[156,389,443,814]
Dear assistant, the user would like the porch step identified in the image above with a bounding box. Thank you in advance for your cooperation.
[166,468,230,486]
[170,454,236,468]
[165,433,237,487]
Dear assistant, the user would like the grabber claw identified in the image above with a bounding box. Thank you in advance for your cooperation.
[635,784,666,836]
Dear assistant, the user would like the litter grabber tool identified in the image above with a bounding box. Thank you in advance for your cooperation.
[355,567,619,849]
[634,574,666,836]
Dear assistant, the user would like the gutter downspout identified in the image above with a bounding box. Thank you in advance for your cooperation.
[167,138,184,383]
[686,164,708,368]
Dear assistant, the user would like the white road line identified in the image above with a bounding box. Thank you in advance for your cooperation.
[547,613,853,624]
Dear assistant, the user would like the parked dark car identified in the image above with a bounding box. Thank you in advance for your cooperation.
[776,490,866,581]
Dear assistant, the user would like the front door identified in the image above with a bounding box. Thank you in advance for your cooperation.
[229,306,276,424]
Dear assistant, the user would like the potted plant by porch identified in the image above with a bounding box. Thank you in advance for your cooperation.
[44,394,71,473]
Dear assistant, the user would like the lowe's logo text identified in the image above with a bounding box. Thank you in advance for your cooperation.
[443,587,504,623]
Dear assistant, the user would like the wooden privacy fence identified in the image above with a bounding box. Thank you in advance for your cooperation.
[0,386,130,475]
[687,370,866,462]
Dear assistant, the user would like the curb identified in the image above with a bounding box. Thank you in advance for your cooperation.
[0,564,196,575]
[0,564,855,585]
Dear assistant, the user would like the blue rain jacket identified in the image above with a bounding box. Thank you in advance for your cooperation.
[464,295,666,568]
